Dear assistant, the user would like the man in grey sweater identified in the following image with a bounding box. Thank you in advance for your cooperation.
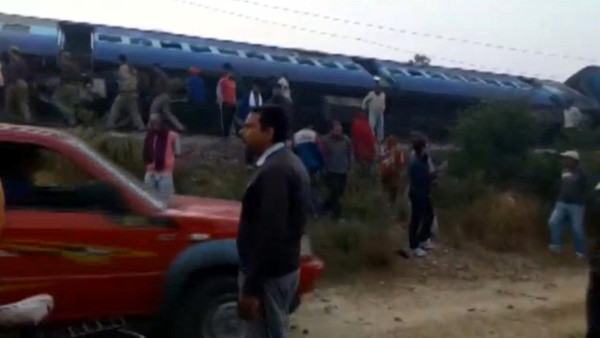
[548,150,587,259]
[321,120,352,219]
[237,105,310,338]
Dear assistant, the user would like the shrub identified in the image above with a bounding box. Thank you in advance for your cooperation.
[453,102,539,185]
[555,126,600,151]
[434,170,491,209]
[182,167,249,200]
[308,220,395,278]
[441,191,547,252]
[517,152,562,201]
[342,172,394,225]
[71,127,145,177]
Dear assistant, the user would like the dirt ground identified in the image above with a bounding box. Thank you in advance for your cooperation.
[291,268,587,338]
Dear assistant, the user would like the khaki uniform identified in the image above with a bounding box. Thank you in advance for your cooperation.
[53,58,83,125]
[5,79,31,122]
[106,64,145,130]
[150,68,184,130]
[53,84,80,125]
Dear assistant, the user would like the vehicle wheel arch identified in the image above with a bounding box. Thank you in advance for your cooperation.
[154,239,239,333]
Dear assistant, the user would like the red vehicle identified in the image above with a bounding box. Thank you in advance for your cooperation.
[0,123,324,337]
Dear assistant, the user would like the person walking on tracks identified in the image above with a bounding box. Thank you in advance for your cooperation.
[143,113,180,203]
[237,105,309,338]
[380,135,406,205]
[150,63,186,131]
[321,120,352,220]
[53,51,83,126]
[362,76,386,143]
[216,63,237,138]
[4,46,32,122]
[105,54,145,131]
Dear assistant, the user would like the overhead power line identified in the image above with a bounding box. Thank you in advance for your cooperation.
[172,0,562,79]
[208,0,599,64]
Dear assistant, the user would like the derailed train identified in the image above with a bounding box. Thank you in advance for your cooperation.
[0,13,598,140]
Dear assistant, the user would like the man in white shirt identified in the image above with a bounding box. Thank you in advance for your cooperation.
[563,99,583,129]
[362,77,386,143]
[277,75,292,102]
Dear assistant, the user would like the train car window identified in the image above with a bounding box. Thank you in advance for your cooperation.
[483,79,500,86]
[97,34,122,43]
[190,45,212,53]
[219,48,239,57]
[130,37,152,47]
[407,69,425,77]
[296,57,316,66]
[444,73,464,81]
[388,68,406,76]
[245,51,266,60]
[342,63,361,71]
[500,80,518,88]
[271,55,292,63]
[160,41,182,50]
[428,72,445,80]
[319,60,339,69]
[465,76,483,83]
[2,24,30,34]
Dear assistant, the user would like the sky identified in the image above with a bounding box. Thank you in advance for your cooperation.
[1,0,599,81]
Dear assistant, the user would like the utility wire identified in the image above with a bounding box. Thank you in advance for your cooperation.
[207,0,599,64]
[173,0,562,79]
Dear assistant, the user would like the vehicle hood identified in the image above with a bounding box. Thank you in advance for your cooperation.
[168,195,241,221]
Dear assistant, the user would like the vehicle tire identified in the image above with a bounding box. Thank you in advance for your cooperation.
[172,275,242,338]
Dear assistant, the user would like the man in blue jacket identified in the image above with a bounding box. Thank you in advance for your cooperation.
[293,123,324,217]
[292,123,324,177]
[408,135,436,257]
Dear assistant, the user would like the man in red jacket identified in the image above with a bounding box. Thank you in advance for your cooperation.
[351,111,377,176]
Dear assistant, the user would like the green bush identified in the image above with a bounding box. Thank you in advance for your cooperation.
[453,101,539,185]
[555,126,600,151]
[308,221,395,278]
[517,152,562,201]
[433,171,491,209]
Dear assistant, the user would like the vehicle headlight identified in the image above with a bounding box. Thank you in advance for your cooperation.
[300,235,313,256]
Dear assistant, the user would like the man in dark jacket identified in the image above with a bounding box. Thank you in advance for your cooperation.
[321,120,352,219]
[587,183,600,337]
[588,232,600,337]
[408,135,436,257]
[237,104,309,338]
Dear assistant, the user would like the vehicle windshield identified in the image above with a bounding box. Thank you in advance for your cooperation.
[66,137,167,211]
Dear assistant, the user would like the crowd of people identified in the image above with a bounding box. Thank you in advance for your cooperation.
[3,47,598,337]
[0,48,292,135]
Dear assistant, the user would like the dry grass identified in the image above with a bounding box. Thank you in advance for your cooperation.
[441,191,548,252]
[71,127,145,177]
[308,220,396,279]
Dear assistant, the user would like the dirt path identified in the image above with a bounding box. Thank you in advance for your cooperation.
[291,271,588,338]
